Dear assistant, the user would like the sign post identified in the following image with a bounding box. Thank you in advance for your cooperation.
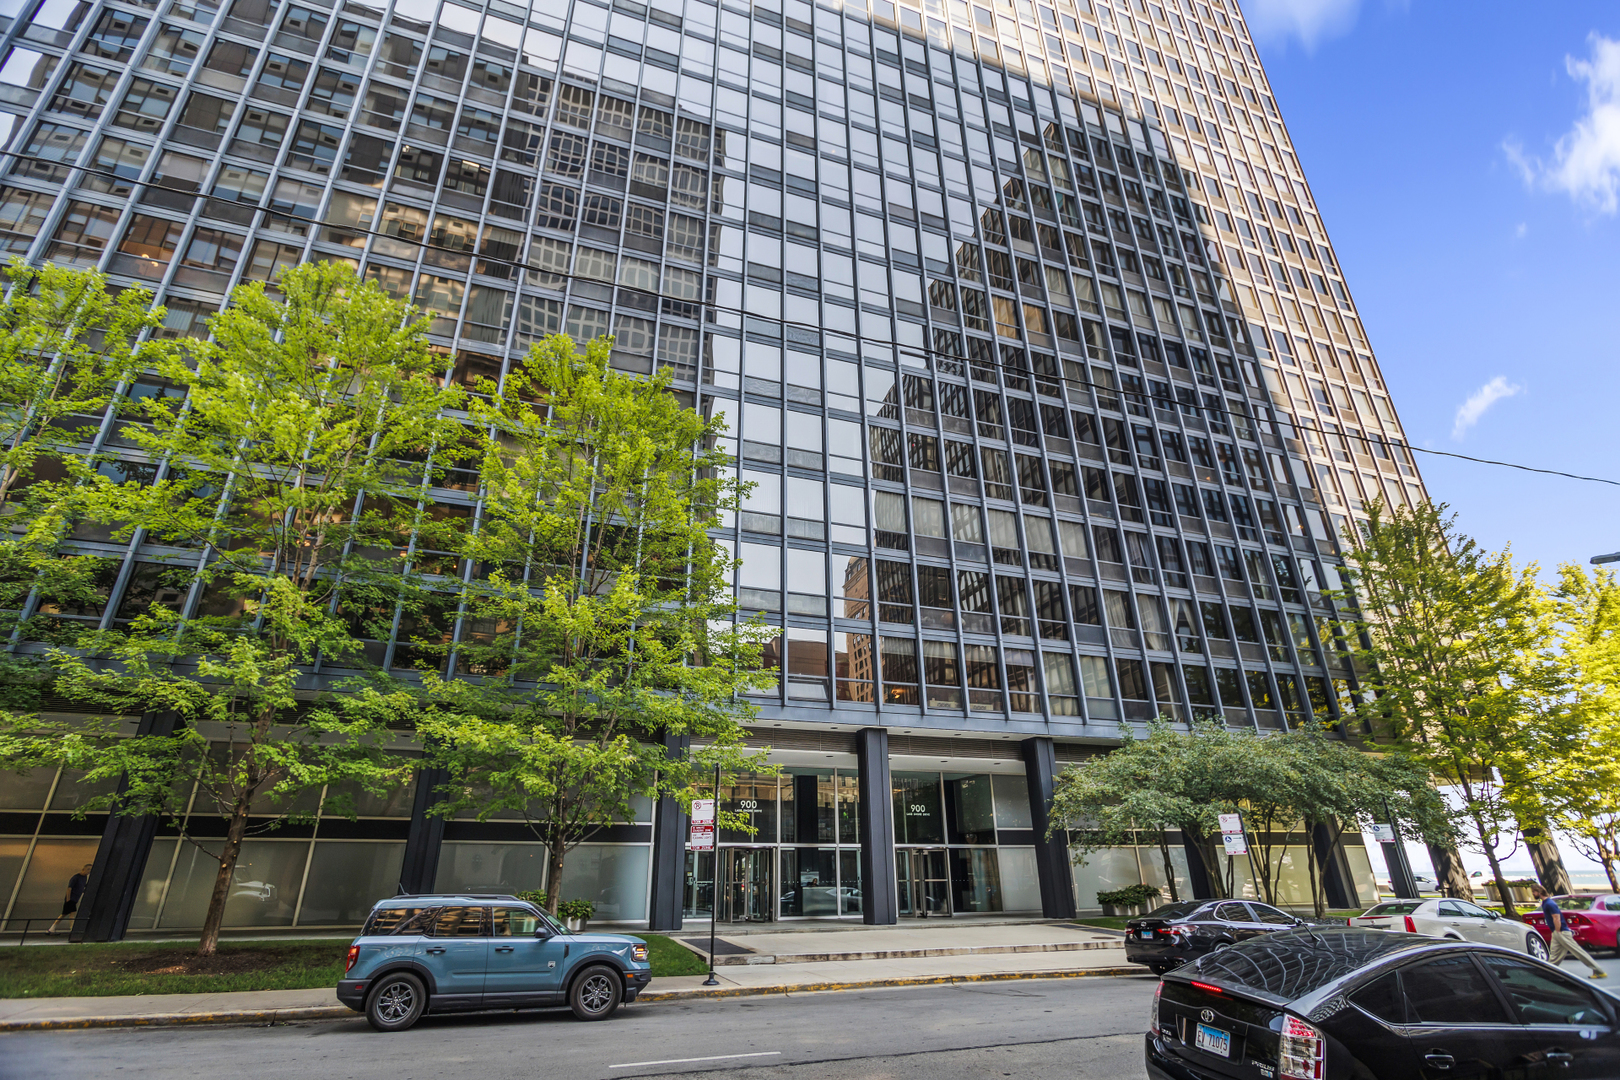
[1218,812,1262,900]
[691,770,720,986]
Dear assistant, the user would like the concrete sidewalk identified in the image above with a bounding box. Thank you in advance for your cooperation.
[0,922,1136,1033]
[672,919,1122,965]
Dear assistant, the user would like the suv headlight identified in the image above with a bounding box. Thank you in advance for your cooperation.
[632,944,649,963]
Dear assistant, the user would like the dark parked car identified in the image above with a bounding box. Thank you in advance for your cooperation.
[1126,899,1307,975]
[1146,928,1620,1079]
[337,893,652,1032]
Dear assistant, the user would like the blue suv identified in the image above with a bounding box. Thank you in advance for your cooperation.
[337,894,652,1031]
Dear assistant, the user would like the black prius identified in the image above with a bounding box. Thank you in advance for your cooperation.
[1145,928,1620,1080]
[1126,899,1306,975]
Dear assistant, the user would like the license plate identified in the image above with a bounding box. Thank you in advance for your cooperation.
[1195,1023,1231,1058]
[1139,930,1155,939]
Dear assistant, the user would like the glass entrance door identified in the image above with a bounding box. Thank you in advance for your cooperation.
[897,848,951,917]
[719,847,774,922]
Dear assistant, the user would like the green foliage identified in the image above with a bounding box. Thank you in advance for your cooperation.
[0,261,170,658]
[514,890,550,909]
[1536,564,1620,891]
[557,898,596,921]
[1051,720,1451,913]
[0,263,461,955]
[1333,500,1559,917]
[418,333,774,915]
[1096,883,1162,908]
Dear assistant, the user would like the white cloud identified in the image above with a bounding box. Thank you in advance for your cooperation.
[1243,0,1362,50]
[1514,222,1528,238]
[1512,35,1620,213]
[1452,377,1522,440]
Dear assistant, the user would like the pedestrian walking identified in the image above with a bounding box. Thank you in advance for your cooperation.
[47,863,93,935]
[1532,883,1609,979]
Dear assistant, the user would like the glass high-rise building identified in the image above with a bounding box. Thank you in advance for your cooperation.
[0,0,1414,935]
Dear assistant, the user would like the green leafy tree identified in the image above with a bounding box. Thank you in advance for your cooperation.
[0,261,169,683]
[0,262,467,954]
[1537,564,1620,891]
[1051,722,1277,902]
[1334,500,1558,918]
[1278,730,1454,916]
[417,333,774,916]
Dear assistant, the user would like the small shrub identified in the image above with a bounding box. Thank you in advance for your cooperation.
[1097,883,1163,908]
[558,898,595,921]
[514,890,549,909]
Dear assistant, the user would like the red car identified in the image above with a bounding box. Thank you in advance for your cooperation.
[1522,893,1620,954]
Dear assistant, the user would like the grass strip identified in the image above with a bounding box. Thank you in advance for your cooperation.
[0,933,702,999]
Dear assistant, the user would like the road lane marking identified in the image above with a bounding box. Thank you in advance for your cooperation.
[609,1052,783,1069]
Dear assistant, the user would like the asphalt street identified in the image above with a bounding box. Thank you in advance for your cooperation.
[0,976,1158,1080]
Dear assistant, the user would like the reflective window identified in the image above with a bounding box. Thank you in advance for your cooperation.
[1402,955,1509,1025]
[1478,955,1612,1026]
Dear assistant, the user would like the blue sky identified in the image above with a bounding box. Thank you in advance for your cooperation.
[1249,0,1620,581]
[1247,0,1620,884]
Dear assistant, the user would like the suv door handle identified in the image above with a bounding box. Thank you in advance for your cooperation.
[1424,1051,1455,1070]
[495,946,514,953]
[425,947,446,954]
[1546,1051,1574,1065]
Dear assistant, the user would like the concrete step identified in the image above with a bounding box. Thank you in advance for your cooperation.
[680,937,1124,967]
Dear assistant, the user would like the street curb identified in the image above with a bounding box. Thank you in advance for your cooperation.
[0,1005,356,1032]
[680,938,1125,967]
[0,967,1148,1032]
[635,967,1148,1002]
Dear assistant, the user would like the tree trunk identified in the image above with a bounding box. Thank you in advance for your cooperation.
[198,797,251,957]
[1158,835,1180,903]
[1472,810,1520,919]
[1427,841,1473,900]
[545,823,567,918]
[1305,838,1322,917]
[1520,819,1573,895]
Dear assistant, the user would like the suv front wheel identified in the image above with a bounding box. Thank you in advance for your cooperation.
[366,972,427,1032]
[569,965,623,1021]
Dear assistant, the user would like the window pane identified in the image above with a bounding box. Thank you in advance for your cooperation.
[1402,955,1509,1025]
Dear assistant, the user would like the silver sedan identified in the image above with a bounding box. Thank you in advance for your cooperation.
[1349,897,1550,960]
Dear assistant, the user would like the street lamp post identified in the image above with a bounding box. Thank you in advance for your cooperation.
[1591,553,1620,565]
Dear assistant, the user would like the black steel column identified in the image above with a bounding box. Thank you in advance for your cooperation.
[647,733,690,931]
[1379,809,1419,899]
[397,764,450,894]
[855,727,897,925]
[1312,823,1358,910]
[1021,737,1076,919]
[73,712,178,943]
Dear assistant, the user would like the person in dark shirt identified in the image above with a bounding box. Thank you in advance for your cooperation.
[47,863,93,935]
[1533,883,1608,979]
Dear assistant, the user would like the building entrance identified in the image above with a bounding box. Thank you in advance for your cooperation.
[897,848,951,917]
[719,847,774,922]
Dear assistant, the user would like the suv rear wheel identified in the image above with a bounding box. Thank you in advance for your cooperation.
[366,972,427,1032]
[569,965,623,1021]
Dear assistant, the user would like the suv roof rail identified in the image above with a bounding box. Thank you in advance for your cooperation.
[377,893,525,903]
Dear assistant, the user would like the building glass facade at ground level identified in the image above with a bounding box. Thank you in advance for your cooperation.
[0,0,1413,933]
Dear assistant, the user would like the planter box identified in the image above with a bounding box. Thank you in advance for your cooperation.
[1100,904,1142,918]
[565,917,589,933]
